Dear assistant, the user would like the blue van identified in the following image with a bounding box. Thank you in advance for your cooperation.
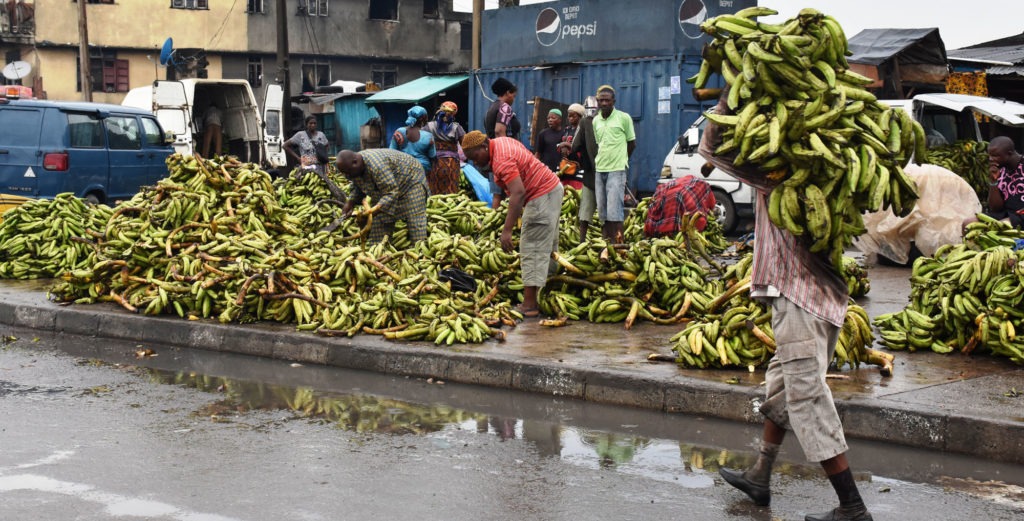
[0,93,174,204]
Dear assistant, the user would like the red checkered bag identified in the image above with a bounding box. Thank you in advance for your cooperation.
[644,176,717,237]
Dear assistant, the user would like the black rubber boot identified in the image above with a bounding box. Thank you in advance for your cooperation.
[804,505,874,521]
[719,467,771,506]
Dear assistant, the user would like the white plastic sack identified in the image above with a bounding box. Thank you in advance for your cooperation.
[854,164,982,264]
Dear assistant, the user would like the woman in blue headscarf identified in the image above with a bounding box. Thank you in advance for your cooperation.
[390,105,436,180]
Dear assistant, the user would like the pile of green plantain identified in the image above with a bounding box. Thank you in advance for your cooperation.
[874,215,1024,364]
[0,193,112,279]
[0,151,883,369]
[924,140,991,202]
[690,6,923,272]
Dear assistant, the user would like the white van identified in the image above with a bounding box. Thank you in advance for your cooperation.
[660,115,753,234]
[121,79,286,169]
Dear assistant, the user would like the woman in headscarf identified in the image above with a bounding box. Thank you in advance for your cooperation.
[390,105,436,177]
[423,101,467,195]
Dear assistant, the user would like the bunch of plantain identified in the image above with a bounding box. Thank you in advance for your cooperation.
[840,256,871,298]
[690,6,923,271]
[0,193,112,279]
[670,289,886,373]
[670,249,888,372]
[924,140,990,201]
[874,214,1024,364]
[540,211,726,328]
[274,167,353,234]
[963,213,1024,250]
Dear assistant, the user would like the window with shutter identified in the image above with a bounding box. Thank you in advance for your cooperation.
[114,59,129,93]
[102,60,117,93]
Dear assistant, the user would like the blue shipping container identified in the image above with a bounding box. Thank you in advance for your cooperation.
[471,0,751,195]
[469,57,724,196]
[481,0,757,69]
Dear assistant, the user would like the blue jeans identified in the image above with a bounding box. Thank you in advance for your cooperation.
[595,170,626,222]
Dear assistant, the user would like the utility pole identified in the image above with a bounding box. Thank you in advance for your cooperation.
[78,0,92,101]
[472,0,483,69]
[275,0,290,138]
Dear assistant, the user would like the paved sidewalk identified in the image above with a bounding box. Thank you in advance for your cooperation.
[1,265,1022,464]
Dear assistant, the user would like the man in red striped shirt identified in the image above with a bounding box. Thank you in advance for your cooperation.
[698,94,872,521]
[462,131,563,317]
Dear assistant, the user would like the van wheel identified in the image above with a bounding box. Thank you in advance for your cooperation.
[85,193,102,205]
[711,189,737,234]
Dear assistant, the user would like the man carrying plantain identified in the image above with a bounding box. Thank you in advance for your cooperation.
[699,94,873,521]
[460,130,563,318]
[336,149,429,245]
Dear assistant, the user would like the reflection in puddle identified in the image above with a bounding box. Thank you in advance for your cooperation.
[91,364,1021,506]
[134,366,831,489]
[141,368,486,435]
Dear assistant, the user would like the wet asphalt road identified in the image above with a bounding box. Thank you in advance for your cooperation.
[1,328,1022,521]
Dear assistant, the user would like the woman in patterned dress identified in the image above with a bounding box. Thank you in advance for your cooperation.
[424,101,467,194]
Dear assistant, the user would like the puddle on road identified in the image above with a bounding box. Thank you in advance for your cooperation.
[123,365,891,490]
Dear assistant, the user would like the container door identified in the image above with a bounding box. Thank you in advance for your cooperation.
[263,84,286,167]
[0,106,42,196]
[153,80,193,155]
[103,115,148,202]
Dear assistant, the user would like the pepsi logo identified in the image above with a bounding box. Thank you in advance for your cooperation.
[678,0,707,39]
[536,7,561,47]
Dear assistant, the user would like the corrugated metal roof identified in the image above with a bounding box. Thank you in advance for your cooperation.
[948,45,1024,66]
[366,75,469,104]
[986,66,1024,76]
[847,28,946,66]
[961,32,1024,50]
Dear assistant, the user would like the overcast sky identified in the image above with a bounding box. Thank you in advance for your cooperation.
[453,0,1021,50]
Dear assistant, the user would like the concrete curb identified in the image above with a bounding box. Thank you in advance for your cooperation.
[2,296,1022,464]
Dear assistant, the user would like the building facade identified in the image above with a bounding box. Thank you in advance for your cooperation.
[1,0,471,103]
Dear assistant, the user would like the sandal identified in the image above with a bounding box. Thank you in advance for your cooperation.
[519,307,540,318]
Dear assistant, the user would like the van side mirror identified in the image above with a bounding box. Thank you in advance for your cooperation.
[687,129,700,149]
[164,131,176,145]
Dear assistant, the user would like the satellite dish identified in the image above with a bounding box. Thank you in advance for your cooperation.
[159,37,175,66]
[2,61,32,81]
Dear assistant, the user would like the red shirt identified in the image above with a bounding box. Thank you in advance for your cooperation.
[489,137,560,203]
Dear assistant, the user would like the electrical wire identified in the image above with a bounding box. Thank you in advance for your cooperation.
[206,0,240,49]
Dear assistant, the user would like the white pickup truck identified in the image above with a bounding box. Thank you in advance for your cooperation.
[660,93,1024,234]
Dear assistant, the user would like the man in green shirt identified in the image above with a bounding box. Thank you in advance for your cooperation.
[592,85,636,242]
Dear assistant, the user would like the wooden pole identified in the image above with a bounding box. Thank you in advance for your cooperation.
[275,0,290,138]
[472,0,483,70]
[78,0,92,101]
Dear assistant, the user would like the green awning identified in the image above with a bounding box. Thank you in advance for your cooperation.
[366,75,469,104]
